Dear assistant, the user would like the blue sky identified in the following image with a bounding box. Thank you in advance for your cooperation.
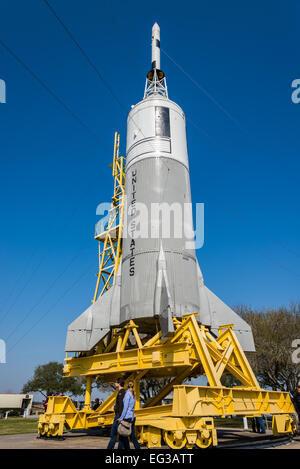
[0,0,299,394]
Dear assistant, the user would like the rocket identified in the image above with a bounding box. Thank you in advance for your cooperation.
[65,24,255,353]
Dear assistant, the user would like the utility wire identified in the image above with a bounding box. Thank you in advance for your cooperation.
[42,0,171,176]
[0,1,133,344]
[44,1,300,274]
[0,39,104,145]
[7,261,94,353]
[0,253,52,327]
[3,6,299,350]
[42,0,126,114]
[4,248,87,341]
[0,34,111,325]
[161,48,244,132]
[0,247,36,311]
[100,9,300,265]
[0,5,122,341]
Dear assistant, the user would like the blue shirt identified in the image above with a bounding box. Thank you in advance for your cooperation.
[119,390,136,421]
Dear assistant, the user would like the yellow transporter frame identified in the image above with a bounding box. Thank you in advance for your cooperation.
[39,314,296,448]
[38,133,296,448]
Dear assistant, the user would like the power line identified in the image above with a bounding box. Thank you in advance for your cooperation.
[0,253,50,326]
[0,35,111,325]
[161,48,244,132]
[42,0,172,176]
[7,261,94,353]
[42,0,127,114]
[4,248,86,341]
[0,38,104,146]
[3,7,299,351]
[0,1,130,344]
[159,49,300,262]
[0,246,36,312]
[0,196,96,327]
[7,7,298,288]
[99,10,300,266]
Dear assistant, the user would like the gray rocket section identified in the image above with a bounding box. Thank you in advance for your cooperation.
[65,23,255,353]
[65,268,121,352]
[121,97,200,333]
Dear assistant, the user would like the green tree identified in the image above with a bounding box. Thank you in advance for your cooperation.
[22,361,84,397]
[95,376,173,404]
[139,378,173,404]
[235,304,300,395]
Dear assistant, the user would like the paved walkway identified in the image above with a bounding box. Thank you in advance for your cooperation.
[0,432,111,449]
[0,429,299,449]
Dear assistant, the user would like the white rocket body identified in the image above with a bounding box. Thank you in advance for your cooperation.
[121,93,198,332]
[151,22,161,70]
[65,24,255,352]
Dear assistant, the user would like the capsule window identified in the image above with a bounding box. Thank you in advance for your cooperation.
[155,106,170,138]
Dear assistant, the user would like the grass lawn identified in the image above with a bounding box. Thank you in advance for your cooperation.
[0,417,39,435]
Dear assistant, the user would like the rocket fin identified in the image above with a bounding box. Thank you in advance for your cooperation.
[203,286,255,352]
[65,268,121,352]
[155,244,175,337]
[196,262,255,352]
[196,262,214,327]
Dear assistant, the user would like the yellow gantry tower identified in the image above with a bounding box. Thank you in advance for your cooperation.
[38,134,296,448]
[92,132,125,303]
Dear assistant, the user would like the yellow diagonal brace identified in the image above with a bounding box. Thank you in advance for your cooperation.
[205,341,253,387]
[189,315,221,387]
[215,343,235,379]
[97,371,147,415]
[132,326,143,348]
[144,365,200,408]
[219,327,259,388]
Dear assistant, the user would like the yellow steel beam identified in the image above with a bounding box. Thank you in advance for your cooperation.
[64,340,192,377]
[215,343,235,379]
[38,384,295,442]
[188,316,221,387]
[84,376,92,410]
[219,326,260,388]
[64,314,260,392]
[95,370,147,416]
[171,385,295,418]
[143,364,200,408]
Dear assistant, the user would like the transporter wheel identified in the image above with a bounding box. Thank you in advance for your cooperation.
[48,423,60,437]
[163,430,186,449]
[185,442,195,449]
[196,430,213,449]
[41,423,49,436]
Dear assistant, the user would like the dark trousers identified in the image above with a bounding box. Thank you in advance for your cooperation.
[118,417,140,450]
[107,416,120,449]
[251,417,266,433]
[130,417,140,449]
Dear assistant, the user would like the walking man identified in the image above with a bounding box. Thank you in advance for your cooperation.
[107,377,126,449]
[293,384,300,433]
